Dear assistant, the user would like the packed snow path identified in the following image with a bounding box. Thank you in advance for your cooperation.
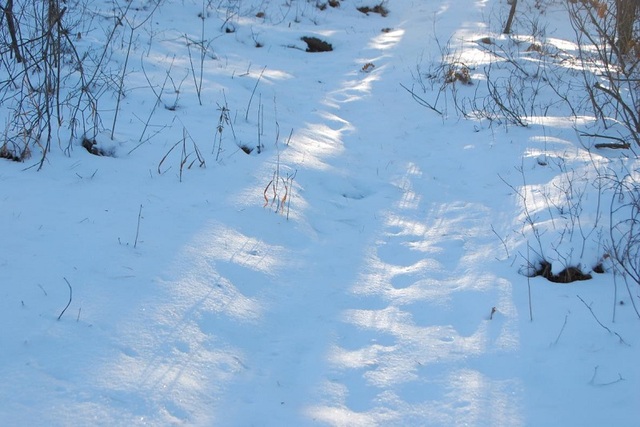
[2,1,638,426]
[196,2,521,424]
[84,2,521,424]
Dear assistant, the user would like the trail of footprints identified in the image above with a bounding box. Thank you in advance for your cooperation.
[325,162,499,421]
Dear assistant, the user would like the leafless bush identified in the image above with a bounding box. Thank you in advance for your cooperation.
[214,94,236,160]
[264,157,296,219]
[559,1,640,305]
[502,155,607,284]
[403,34,472,118]
[157,127,206,182]
[0,0,165,167]
[566,0,640,150]
[406,14,560,129]
[0,0,71,167]
[606,167,640,316]
[0,0,124,167]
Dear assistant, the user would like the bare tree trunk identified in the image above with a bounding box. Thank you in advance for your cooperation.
[503,0,518,35]
[3,0,23,63]
[616,0,638,55]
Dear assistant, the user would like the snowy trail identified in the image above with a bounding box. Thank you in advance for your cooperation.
[3,0,640,425]
[300,22,523,427]
[0,2,526,426]
[208,1,523,425]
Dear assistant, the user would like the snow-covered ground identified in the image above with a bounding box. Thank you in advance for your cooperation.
[1,0,638,425]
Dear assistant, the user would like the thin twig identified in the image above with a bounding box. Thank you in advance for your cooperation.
[624,274,640,320]
[399,83,443,115]
[245,66,266,121]
[577,295,629,345]
[589,365,625,387]
[286,128,294,145]
[134,204,143,248]
[57,278,73,320]
[552,314,569,345]
[158,139,181,174]
[111,26,134,140]
[527,244,533,321]
[491,224,509,258]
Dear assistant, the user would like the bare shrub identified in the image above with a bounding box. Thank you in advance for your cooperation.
[566,0,640,150]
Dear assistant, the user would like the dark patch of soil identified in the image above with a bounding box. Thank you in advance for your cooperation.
[535,260,592,283]
[0,144,25,162]
[82,137,114,157]
[301,36,333,52]
[239,144,253,154]
[357,4,389,17]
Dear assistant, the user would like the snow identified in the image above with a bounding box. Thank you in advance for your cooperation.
[1,0,638,425]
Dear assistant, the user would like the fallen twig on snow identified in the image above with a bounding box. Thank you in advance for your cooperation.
[577,295,629,346]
